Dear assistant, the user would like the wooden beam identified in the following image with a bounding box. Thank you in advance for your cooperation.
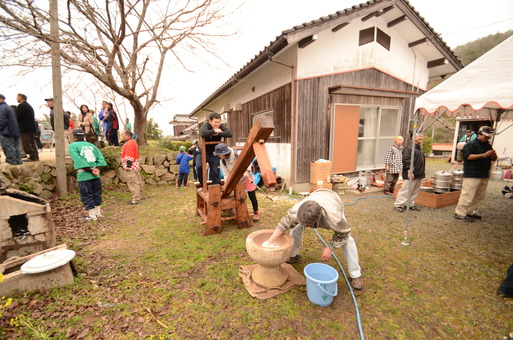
[234,182,253,230]
[203,184,222,236]
[427,57,446,68]
[221,116,274,199]
[331,22,349,33]
[387,15,407,28]
[361,11,378,22]
[375,5,394,17]
[408,37,427,48]
[298,35,316,49]
[253,143,277,187]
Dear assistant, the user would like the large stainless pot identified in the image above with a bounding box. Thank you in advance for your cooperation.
[450,170,463,190]
[433,170,452,193]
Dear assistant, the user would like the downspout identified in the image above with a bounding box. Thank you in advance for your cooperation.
[268,54,296,194]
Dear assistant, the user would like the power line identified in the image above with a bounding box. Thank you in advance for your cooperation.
[443,17,513,35]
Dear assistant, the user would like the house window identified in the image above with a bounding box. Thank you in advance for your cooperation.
[376,28,391,50]
[359,27,391,50]
[252,110,274,136]
[356,106,401,169]
[359,27,375,46]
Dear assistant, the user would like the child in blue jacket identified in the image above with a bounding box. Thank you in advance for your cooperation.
[176,146,193,188]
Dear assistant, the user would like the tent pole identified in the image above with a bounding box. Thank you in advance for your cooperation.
[402,109,420,246]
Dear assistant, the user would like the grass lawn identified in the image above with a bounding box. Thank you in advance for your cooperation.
[1,158,512,339]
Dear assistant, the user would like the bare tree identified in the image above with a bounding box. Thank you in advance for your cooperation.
[0,0,232,145]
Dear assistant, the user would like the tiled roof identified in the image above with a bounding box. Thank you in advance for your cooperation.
[189,0,462,117]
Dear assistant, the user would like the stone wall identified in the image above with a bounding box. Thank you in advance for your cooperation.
[0,152,183,198]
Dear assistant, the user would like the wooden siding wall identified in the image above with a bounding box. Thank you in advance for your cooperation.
[228,84,291,144]
[295,68,418,183]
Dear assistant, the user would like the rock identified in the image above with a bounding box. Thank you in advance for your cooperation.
[141,165,156,174]
[40,190,53,199]
[166,153,178,162]
[31,182,44,195]
[145,177,157,185]
[34,162,45,176]
[50,168,57,177]
[163,161,169,168]
[116,168,127,183]
[157,181,168,185]
[139,156,146,165]
[153,154,167,166]
[45,182,56,191]
[113,177,119,185]
[10,165,21,178]
[104,170,116,179]
[0,174,12,188]
[0,164,13,178]
[155,168,168,177]
[101,176,113,186]
[159,173,175,181]
[145,156,153,165]
[169,164,179,174]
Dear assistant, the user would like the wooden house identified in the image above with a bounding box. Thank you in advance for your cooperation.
[189,0,463,191]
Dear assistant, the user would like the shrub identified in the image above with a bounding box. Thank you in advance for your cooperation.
[158,137,192,151]
[100,147,121,171]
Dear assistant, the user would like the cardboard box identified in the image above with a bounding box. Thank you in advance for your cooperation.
[310,161,332,184]
[310,181,333,192]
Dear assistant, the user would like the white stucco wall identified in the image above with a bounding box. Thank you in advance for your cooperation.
[296,16,429,90]
[196,47,297,122]
[235,142,292,185]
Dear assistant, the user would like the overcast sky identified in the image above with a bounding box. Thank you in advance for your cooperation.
[2,0,513,135]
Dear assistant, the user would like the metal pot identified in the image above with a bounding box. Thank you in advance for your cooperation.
[433,171,452,193]
[450,170,463,190]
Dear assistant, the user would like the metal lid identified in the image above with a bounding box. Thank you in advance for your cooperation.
[21,249,76,274]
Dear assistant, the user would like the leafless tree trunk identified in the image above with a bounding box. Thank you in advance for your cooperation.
[0,0,232,145]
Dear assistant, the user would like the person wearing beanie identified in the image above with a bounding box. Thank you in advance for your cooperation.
[176,145,193,188]
[69,128,107,221]
[265,188,363,290]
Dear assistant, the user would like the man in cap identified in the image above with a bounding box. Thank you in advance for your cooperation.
[69,128,107,221]
[46,98,71,155]
[266,188,364,290]
[454,126,497,222]
[16,93,39,161]
[0,94,22,164]
[214,143,235,180]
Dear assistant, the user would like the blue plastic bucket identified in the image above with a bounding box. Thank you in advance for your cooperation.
[304,263,339,307]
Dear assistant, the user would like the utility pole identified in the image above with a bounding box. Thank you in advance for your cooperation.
[49,0,67,196]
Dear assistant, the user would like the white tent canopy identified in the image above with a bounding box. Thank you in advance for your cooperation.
[415,36,513,121]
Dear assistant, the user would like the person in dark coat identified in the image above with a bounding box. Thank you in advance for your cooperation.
[393,134,425,212]
[0,94,22,165]
[16,93,39,161]
[498,263,513,298]
[196,112,232,185]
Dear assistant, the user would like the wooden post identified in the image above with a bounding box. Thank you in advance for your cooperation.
[253,142,277,187]
[203,184,222,236]
[222,116,275,198]
[234,182,253,230]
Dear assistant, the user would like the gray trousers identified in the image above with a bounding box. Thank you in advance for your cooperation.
[290,224,362,278]
[394,178,422,208]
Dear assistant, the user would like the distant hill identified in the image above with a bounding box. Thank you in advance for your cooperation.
[454,30,513,66]
[428,30,513,90]
[423,31,513,145]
